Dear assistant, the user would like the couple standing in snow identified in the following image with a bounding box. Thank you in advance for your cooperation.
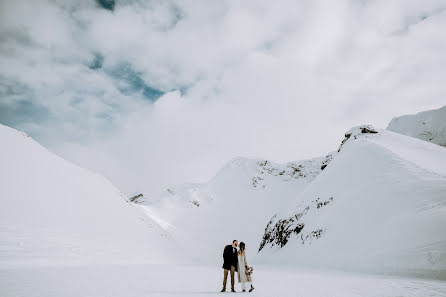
[221,240,254,293]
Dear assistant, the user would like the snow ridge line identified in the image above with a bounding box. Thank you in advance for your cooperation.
[367,138,446,180]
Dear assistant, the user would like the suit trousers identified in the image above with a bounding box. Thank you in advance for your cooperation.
[223,265,235,289]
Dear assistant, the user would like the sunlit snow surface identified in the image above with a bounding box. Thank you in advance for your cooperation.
[2,116,446,297]
[0,124,179,267]
[1,265,446,297]
[387,105,446,147]
[257,127,446,279]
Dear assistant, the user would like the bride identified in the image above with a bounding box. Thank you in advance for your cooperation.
[237,242,254,292]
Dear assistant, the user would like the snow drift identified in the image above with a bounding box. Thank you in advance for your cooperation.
[0,124,176,268]
[257,125,446,279]
[387,105,446,147]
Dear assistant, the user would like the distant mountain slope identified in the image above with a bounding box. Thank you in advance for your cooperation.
[0,124,177,268]
[138,156,327,264]
[257,126,446,279]
[387,105,446,147]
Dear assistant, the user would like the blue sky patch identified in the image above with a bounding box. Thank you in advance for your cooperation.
[107,64,164,102]
[96,0,115,12]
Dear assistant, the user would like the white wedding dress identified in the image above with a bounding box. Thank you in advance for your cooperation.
[237,253,253,291]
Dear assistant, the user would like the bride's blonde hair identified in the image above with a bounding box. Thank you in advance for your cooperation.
[238,242,246,255]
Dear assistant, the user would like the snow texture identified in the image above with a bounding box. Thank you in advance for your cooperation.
[0,124,179,268]
[1,264,446,297]
[2,109,446,297]
[387,105,446,147]
[137,155,325,265]
[257,125,446,280]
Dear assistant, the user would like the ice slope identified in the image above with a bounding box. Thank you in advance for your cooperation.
[138,156,326,264]
[0,124,177,268]
[387,105,446,147]
[257,126,446,279]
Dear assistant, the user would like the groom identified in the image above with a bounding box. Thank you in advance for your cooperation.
[221,240,239,292]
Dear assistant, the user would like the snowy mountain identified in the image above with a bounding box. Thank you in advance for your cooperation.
[0,124,178,268]
[2,116,446,297]
[387,105,446,147]
[138,120,446,280]
[137,155,326,264]
[257,125,446,279]
[2,106,445,284]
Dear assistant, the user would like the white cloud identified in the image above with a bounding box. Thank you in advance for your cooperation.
[1,0,446,197]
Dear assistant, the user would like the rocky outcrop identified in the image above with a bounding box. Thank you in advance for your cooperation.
[337,125,378,153]
[259,197,334,251]
[129,193,145,204]
[250,157,325,189]
[259,126,380,252]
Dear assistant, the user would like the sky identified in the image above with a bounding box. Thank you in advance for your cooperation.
[1,0,446,198]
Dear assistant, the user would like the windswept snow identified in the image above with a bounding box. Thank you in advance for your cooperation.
[387,105,446,147]
[0,124,178,268]
[258,126,446,280]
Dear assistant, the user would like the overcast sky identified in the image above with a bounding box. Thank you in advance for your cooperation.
[1,0,446,197]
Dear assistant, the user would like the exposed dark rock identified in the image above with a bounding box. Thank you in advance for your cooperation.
[361,127,378,134]
[254,158,324,186]
[338,133,351,152]
[252,176,264,188]
[320,153,334,171]
[316,197,333,209]
[338,126,379,152]
[259,206,309,252]
[129,193,144,204]
[301,229,325,244]
[259,197,334,252]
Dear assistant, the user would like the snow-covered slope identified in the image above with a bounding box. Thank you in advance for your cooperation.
[257,126,446,279]
[387,105,446,147]
[138,155,326,264]
[0,124,177,268]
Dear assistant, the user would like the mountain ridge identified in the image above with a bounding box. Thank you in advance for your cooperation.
[256,126,446,279]
[387,105,446,147]
[0,123,179,268]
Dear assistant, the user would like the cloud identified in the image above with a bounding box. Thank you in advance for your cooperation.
[1,0,446,197]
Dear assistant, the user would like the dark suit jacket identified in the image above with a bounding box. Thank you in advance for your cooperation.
[222,244,238,271]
